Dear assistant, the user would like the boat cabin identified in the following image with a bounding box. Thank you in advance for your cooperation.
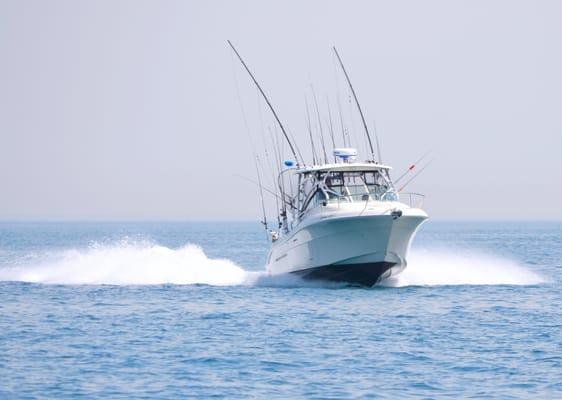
[294,163,398,217]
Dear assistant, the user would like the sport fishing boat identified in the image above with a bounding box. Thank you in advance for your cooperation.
[265,149,427,286]
[229,41,429,286]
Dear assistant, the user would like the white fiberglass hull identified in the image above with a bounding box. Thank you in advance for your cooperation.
[266,205,427,286]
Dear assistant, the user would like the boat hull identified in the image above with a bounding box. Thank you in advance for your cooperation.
[292,261,397,286]
[266,209,427,286]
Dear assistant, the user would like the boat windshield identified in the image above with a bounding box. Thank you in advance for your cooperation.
[298,169,398,216]
[322,171,396,202]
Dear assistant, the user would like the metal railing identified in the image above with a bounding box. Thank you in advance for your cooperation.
[325,192,424,208]
[397,192,425,208]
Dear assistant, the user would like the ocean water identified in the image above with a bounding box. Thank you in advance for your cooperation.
[0,221,560,399]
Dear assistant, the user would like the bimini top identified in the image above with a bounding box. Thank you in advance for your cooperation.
[295,162,392,174]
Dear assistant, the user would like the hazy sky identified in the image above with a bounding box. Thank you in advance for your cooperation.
[0,0,560,220]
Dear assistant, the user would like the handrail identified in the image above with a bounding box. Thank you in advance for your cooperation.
[398,192,425,208]
[325,192,425,208]
[326,192,396,204]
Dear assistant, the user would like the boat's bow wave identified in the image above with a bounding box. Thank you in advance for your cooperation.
[0,241,544,287]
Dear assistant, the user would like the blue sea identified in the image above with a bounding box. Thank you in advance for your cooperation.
[0,221,560,398]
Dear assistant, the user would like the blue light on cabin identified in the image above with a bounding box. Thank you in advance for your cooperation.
[283,160,295,168]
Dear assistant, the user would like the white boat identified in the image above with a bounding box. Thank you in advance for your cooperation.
[228,41,429,286]
[265,150,428,286]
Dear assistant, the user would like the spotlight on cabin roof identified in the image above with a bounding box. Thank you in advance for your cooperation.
[333,148,358,163]
[283,160,295,168]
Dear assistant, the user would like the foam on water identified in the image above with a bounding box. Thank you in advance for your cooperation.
[0,241,544,287]
[383,248,545,287]
[0,242,247,286]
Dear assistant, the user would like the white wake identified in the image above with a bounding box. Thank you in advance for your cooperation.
[383,249,544,287]
[0,242,248,286]
[0,241,544,287]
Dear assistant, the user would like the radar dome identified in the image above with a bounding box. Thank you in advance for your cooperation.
[333,148,357,163]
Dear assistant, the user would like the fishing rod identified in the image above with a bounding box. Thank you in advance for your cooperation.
[372,120,383,164]
[271,125,285,186]
[304,96,318,165]
[326,96,336,149]
[267,127,282,227]
[398,159,433,192]
[287,129,305,168]
[326,97,337,162]
[254,156,269,237]
[333,47,376,162]
[255,88,282,215]
[233,173,296,210]
[332,51,348,148]
[394,151,431,184]
[228,40,302,166]
[230,49,277,228]
[336,96,348,147]
[311,84,328,164]
[272,124,290,217]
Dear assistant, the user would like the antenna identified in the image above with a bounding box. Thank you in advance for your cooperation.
[228,40,301,166]
[333,47,376,162]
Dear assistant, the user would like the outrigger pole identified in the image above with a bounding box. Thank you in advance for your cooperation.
[333,47,376,162]
[228,40,301,166]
